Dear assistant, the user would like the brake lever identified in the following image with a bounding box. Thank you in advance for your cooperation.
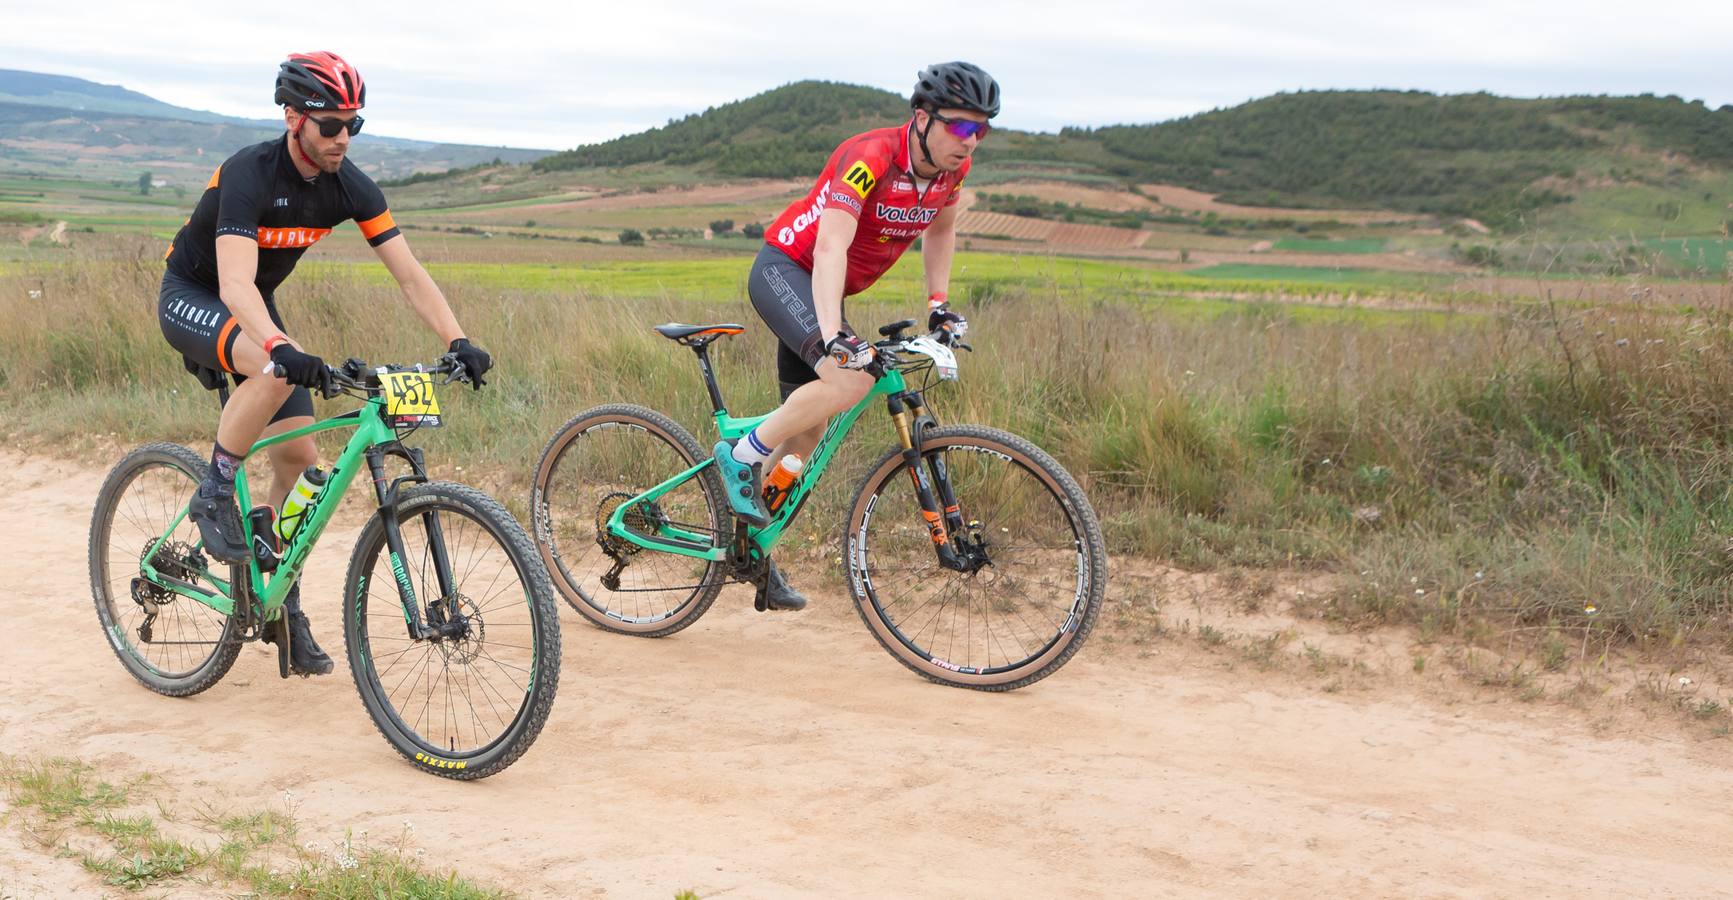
[437,354,470,387]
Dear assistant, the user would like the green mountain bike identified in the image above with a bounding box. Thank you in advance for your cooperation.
[531,319,1107,691]
[88,356,561,779]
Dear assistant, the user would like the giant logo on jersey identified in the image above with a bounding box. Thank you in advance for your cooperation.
[842,161,877,199]
[875,204,938,225]
[778,181,830,246]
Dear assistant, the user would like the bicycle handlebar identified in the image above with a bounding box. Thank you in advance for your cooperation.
[864,320,971,379]
[265,354,476,399]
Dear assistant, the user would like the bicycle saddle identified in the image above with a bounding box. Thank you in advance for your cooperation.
[653,323,745,341]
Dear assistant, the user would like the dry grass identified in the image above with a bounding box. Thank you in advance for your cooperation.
[5,236,1733,649]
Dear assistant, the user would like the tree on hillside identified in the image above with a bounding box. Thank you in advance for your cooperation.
[709,219,734,234]
[137,172,152,196]
[618,228,645,246]
[742,223,765,239]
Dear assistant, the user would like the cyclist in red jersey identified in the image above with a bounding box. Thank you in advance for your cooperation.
[159,52,493,675]
[716,62,999,611]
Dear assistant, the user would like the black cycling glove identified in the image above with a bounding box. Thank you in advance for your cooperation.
[928,303,969,338]
[448,338,493,389]
[269,343,330,391]
[825,332,876,370]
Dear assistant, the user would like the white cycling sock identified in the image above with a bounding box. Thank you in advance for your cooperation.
[731,429,774,467]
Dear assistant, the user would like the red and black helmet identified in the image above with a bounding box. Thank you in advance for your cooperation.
[274,51,365,111]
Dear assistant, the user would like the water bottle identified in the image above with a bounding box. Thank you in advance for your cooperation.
[762,455,803,512]
[248,505,282,572]
[276,466,331,542]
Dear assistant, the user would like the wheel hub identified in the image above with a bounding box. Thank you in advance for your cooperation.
[433,595,485,665]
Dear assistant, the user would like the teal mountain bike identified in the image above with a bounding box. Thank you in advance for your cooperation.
[88,356,561,779]
[531,320,1106,691]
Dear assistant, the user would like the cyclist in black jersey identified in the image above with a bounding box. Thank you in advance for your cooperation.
[160,51,494,676]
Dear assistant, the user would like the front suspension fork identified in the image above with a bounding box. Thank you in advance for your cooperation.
[892,395,979,571]
[365,446,455,641]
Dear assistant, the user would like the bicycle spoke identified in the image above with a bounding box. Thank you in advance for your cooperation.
[851,431,1100,684]
[535,407,724,630]
[356,493,543,760]
[94,449,236,686]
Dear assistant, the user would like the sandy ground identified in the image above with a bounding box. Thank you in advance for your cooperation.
[3,447,1732,898]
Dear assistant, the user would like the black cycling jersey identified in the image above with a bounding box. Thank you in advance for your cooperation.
[164,134,401,295]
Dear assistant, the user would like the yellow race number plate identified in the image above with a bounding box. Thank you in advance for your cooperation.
[381,371,442,426]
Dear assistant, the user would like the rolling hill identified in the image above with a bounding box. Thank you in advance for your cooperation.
[0,69,552,184]
[537,82,1733,233]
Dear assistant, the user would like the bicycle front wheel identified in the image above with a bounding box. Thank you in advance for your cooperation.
[88,442,242,696]
[343,482,561,780]
[846,425,1107,691]
[531,404,726,636]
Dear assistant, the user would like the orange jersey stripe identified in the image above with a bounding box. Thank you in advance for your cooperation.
[255,227,331,249]
[206,167,221,189]
[357,210,397,240]
[214,318,240,373]
[164,217,192,259]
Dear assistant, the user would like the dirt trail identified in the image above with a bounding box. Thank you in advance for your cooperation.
[2,448,1731,897]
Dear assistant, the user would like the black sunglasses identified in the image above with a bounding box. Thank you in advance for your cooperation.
[306,114,364,138]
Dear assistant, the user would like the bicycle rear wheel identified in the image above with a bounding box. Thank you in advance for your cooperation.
[343,482,561,780]
[845,425,1107,690]
[531,404,727,636]
[87,443,242,696]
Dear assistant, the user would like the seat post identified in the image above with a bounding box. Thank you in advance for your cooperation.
[689,341,728,415]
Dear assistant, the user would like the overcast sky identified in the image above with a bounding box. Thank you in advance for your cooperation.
[5,0,1730,150]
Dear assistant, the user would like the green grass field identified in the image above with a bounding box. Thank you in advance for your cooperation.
[1531,171,1733,238]
[1186,263,1442,289]
[1644,237,1733,273]
[1271,237,1388,254]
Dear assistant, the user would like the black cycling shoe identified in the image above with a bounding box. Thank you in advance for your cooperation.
[188,474,249,564]
[262,586,334,676]
[760,562,808,612]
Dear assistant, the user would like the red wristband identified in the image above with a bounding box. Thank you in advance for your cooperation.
[262,334,289,354]
[928,291,948,309]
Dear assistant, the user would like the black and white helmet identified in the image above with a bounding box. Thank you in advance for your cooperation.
[911,62,1000,119]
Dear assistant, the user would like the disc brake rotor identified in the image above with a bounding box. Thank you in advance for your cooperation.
[436,595,485,665]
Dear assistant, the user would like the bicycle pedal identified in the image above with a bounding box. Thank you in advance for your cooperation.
[753,583,769,613]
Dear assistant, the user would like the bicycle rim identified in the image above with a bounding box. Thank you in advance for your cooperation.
[350,487,552,766]
[90,443,239,689]
[533,405,724,633]
[848,426,1105,689]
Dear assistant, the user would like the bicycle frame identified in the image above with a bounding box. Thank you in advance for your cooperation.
[605,333,973,570]
[137,392,451,637]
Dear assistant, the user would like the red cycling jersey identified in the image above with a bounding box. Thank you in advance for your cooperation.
[765,121,968,297]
